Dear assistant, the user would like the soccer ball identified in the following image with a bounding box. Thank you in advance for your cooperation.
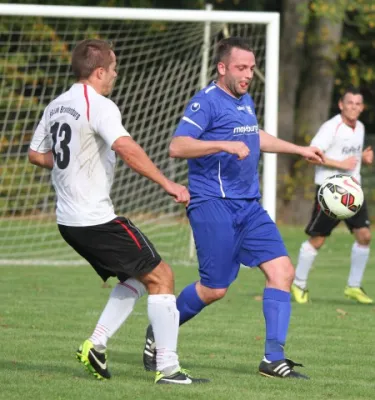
[317,174,364,220]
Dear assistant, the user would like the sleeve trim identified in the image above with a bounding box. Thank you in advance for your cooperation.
[182,116,203,130]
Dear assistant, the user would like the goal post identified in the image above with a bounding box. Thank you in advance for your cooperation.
[0,3,279,265]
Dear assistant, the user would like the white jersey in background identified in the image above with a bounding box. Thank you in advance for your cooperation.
[30,83,130,226]
[311,114,364,185]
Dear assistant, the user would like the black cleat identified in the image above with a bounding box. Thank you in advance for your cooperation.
[143,324,156,371]
[155,368,210,384]
[259,358,309,379]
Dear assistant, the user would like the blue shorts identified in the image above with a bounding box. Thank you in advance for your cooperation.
[188,199,288,289]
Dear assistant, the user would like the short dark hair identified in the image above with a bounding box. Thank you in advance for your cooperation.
[340,87,362,101]
[71,39,113,80]
[214,37,253,65]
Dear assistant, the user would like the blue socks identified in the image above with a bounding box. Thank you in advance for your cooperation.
[176,282,206,326]
[176,284,291,363]
[262,288,291,362]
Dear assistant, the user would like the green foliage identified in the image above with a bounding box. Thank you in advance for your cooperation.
[308,0,375,128]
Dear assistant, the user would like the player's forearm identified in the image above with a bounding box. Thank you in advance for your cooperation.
[28,149,54,170]
[113,137,169,189]
[169,136,227,158]
[317,157,349,170]
[259,129,301,154]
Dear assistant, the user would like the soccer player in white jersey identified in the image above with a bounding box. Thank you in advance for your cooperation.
[292,88,373,304]
[28,39,208,385]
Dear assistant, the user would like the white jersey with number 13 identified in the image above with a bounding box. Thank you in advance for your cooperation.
[30,83,130,227]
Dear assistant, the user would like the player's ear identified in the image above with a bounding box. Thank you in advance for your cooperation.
[96,67,105,80]
[338,99,343,111]
[217,61,226,76]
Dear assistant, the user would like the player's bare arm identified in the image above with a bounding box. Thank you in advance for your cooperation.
[112,136,189,205]
[362,146,373,165]
[169,136,250,160]
[308,155,357,170]
[259,129,324,163]
[28,149,54,170]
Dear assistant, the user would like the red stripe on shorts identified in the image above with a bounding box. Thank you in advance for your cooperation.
[115,219,142,250]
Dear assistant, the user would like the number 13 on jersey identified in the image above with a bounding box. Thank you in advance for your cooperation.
[51,122,72,169]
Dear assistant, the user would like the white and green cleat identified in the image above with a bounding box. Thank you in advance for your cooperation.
[76,339,111,380]
[291,283,309,304]
[344,286,373,304]
[155,368,209,385]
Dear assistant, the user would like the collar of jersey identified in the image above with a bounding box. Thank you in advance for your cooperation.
[72,82,97,94]
[338,113,358,131]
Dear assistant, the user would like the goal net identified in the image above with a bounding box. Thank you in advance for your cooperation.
[0,5,279,265]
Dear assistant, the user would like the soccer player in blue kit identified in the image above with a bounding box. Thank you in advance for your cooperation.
[143,37,324,379]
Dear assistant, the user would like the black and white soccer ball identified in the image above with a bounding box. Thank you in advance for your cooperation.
[317,174,364,220]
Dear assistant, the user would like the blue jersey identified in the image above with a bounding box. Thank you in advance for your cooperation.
[174,82,261,208]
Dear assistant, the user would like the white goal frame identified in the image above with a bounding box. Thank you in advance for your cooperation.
[0,3,279,220]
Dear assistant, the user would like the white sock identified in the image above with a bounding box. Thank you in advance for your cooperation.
[89,278,146,348]
[347,242,370,287]
[148,294,180,375]
[294,240,318,289]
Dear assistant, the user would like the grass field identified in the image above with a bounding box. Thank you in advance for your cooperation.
[1,226,375,400]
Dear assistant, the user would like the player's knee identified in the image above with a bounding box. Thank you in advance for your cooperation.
[196,283,227,304]
[263,258,294,290]
[139,260,175,294]
[210,288,227,302]
[276,262,295,287]
[152,261,175,285]
[309,236,325,250]
[356,229,371,246]
[286,263,295,285]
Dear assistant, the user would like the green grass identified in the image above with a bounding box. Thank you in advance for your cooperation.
[1,226,375,400]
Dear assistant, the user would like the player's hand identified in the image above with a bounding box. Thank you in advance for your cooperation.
[362,146,373,165]
[341,156,357,171]
[163,180,190,206]
[225,141,250,160]
[300,146,325,164]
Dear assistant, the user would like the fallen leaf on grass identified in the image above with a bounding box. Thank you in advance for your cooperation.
[253,295,262,301]
[336,308,348,316]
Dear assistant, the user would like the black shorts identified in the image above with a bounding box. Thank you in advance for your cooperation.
[305,186,370,237]
[58,216,162,282]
